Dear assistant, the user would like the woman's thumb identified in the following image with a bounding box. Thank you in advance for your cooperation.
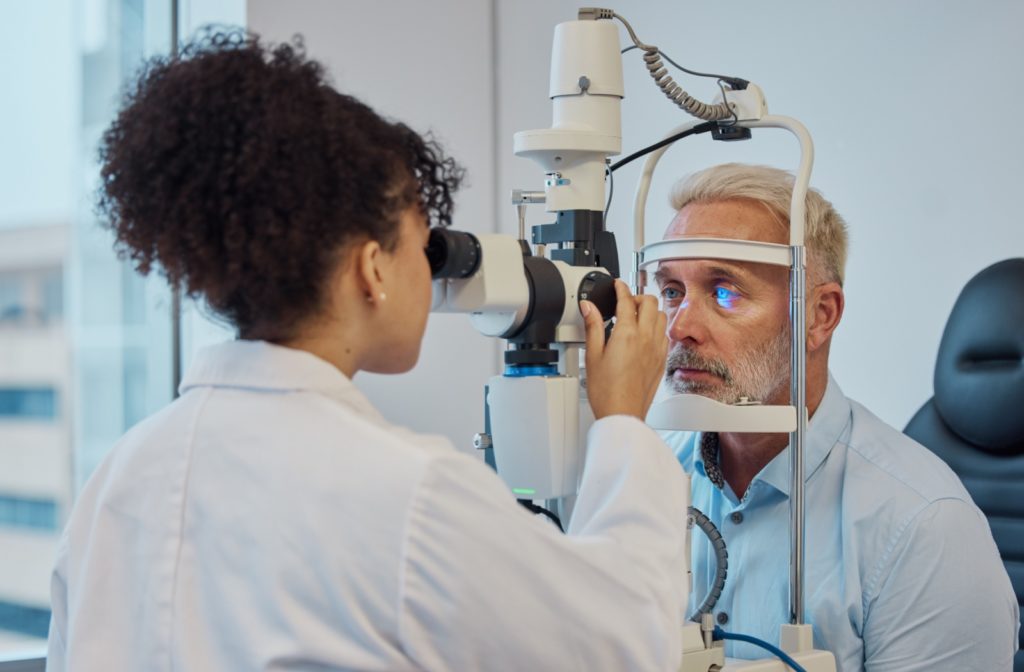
[580,300,605,358]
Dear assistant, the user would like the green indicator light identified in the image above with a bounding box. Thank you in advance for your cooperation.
[512,488,536,496]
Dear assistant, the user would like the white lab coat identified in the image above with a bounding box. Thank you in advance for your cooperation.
[47,340,690,671]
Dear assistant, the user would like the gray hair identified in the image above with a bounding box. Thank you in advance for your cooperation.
[669,163,849,285]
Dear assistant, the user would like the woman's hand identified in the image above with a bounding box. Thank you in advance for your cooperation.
[580,280,668,420]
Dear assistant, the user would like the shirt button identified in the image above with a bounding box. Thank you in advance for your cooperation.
[730,511,744,525]
[717,611,729,625]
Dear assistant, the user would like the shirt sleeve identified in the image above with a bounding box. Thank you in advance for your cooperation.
[863,498,1020,671]
[396,415,690,672]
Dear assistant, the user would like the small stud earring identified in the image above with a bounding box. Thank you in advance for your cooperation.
[379,292,387,302]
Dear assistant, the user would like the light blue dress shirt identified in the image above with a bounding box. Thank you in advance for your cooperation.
[662,375,1020,671]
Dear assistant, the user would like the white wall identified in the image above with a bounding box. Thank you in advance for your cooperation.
[498,0,1024,429]
[246,1,1024,435]
[247,0,500,449]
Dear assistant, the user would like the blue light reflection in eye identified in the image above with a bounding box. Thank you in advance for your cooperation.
[715,287,739,309]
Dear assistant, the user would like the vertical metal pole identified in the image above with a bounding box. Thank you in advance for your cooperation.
[632,251,644,296]
[170,0,183,399]
[552,343,581,525]
[789,245,807,625]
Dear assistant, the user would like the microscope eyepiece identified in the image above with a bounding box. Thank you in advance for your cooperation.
[427,229,483,279]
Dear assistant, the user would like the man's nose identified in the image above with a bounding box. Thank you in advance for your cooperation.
[666,299,711,345]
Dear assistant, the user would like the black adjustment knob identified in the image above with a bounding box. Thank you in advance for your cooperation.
[577,271,616,321]
[504,348,559,366]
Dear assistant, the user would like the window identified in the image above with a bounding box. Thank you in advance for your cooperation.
[0,0,244,655]
[0,269,62,328]
[0,496,58,532]
[0,388,57,421]
[0,603,50,640]
[0,276,23,322]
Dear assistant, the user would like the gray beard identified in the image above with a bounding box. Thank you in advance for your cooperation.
[664,328,791,404]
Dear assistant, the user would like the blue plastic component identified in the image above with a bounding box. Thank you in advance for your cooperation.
[504,364,558,377]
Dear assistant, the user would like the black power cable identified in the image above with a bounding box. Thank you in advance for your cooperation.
[610,121,718,173]
[688,506,728,621]
[518,499,564,532]
[621,44,747,89]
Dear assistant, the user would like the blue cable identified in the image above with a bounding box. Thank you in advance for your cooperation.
[712,626,808,672]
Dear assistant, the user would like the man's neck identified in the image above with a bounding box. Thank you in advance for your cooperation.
[716,431,788,500]
[716,375,828,499]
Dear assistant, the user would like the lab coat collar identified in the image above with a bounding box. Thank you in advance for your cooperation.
[179,340,384,421]
[757,373,852,497]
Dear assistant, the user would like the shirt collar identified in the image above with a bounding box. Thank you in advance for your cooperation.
[756,373,852,496]
[690,436,711,480]
[692,374,852,498]
[179,340,384,421]
[699,432,726,489]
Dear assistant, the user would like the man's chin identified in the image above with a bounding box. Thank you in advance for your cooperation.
[666,378,727,400]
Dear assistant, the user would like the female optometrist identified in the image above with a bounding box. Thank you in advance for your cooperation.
[46,32,690,672]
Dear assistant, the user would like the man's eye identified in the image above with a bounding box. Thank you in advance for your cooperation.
[660,287,682,302]
[714,286,739,308]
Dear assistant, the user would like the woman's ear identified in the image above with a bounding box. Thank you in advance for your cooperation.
[807,281,844,352]
[355,239,387,305]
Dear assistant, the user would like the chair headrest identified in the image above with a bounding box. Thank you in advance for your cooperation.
[934,258,1024,455]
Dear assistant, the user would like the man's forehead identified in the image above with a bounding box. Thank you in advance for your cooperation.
[664,199,787,245]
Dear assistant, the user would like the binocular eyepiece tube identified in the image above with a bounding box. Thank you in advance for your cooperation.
[427,229,483,279]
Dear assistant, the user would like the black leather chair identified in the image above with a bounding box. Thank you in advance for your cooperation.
[904,258,1024,671]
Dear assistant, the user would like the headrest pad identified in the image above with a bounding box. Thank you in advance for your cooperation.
[934,258,1024,455]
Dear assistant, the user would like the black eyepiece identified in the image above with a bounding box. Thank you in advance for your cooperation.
[427,229,482,279]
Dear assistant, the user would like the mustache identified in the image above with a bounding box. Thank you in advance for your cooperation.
[665,345,733,384]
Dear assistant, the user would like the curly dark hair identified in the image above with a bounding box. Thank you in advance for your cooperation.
[98,30,464,340]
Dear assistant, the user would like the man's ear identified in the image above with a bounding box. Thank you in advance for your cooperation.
[807,281,844,352]
[355,239,386,304]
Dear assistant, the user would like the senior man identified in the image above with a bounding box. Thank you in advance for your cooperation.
[655,163,1019,670]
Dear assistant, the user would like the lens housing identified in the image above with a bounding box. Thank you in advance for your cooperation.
[427,229,482,279]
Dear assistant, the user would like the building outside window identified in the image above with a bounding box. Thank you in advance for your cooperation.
[0,0,242,658]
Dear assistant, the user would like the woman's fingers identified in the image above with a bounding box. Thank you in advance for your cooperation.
[580,300,605,361]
